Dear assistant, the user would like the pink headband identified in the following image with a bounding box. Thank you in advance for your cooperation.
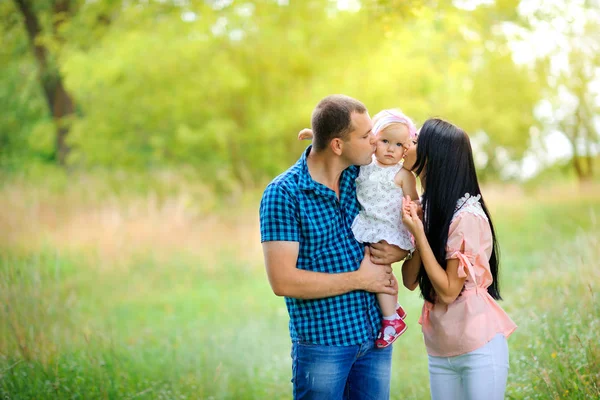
[372,109,417,139]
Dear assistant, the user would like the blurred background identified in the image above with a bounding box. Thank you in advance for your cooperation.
[1,0,599,399]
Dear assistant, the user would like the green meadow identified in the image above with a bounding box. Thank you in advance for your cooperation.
[2,1,599,398]
[0,177,598,400]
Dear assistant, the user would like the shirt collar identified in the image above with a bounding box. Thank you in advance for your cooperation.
[298,145,319,192]
[297,145,354,199]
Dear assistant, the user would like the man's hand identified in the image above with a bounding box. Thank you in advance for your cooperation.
[369,240,409,265]
[356,247,396,295]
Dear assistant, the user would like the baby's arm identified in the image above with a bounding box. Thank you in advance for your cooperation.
[298,128,313,141]
[394,168,419,200]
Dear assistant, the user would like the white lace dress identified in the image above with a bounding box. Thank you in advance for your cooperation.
[351,160,415,250]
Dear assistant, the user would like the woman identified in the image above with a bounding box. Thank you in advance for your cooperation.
[401,118,517,400]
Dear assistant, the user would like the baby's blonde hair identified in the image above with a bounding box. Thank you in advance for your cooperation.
[372,109,417,139]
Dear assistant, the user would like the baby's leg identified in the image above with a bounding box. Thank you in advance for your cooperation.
[377,273,399,317]
[375,273,407,348]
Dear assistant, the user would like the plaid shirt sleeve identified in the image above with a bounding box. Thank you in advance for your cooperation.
[260,182,300,242]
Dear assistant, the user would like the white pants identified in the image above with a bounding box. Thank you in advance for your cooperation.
[428,333,509,400]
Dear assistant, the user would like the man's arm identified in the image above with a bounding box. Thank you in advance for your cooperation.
[263,241,396,299]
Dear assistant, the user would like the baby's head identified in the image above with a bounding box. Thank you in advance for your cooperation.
[372,109,417,166]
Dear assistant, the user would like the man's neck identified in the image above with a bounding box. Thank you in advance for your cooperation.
[306,147,349,197]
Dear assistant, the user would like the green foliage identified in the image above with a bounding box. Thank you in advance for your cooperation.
[0,0,551,186]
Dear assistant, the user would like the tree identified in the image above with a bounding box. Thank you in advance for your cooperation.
[1,0,549,188]
[364,0,542,179]
[12,0,77,166]
[512,0,600,181]
[58,0,388,188]
[8,0,172,166]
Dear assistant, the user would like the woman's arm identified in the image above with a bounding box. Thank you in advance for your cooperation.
[401,196,466,304]
[401,250,420,291]
[412,236,464,304]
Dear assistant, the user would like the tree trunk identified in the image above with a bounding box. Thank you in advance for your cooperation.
[13,0,75,166]
[573,156,584,180]
[53,81,75,165]
[570,145,595,182]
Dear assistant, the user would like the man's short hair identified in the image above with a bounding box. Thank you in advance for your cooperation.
[311,95,367,152]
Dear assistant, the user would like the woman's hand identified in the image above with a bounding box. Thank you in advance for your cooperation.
[402,195,424,236]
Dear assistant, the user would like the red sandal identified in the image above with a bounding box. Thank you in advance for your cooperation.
[396,304,407,320]
[375,318,407,348]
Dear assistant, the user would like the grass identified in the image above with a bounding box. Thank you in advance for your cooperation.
[0,177,599,399]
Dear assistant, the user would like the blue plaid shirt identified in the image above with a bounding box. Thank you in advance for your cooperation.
[260,146,381,346]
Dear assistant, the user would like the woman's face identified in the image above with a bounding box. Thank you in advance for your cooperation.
[403,133,418,170]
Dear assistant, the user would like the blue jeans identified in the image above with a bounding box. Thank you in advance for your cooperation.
[291,340,392,400]
[428,333,509,400]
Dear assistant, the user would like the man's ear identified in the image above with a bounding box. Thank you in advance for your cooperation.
[330,137,344,156]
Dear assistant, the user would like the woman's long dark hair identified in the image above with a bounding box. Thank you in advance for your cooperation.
[412,118,501,303]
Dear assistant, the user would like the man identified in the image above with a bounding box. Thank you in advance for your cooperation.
[259,95,408,399]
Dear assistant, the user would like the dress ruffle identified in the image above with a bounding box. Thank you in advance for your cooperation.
[352,213,414,250]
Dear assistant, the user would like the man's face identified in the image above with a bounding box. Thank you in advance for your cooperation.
[341,112,376,166]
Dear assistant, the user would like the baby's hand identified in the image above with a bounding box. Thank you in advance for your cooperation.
[298,128,314,141]
[402,195,413,215]
[402,195,424,235]
[413,199,423,221]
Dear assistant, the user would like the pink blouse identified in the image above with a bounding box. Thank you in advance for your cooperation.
[418,194,517,357]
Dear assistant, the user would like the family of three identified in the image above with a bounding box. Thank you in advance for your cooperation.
[259,95,517,400]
